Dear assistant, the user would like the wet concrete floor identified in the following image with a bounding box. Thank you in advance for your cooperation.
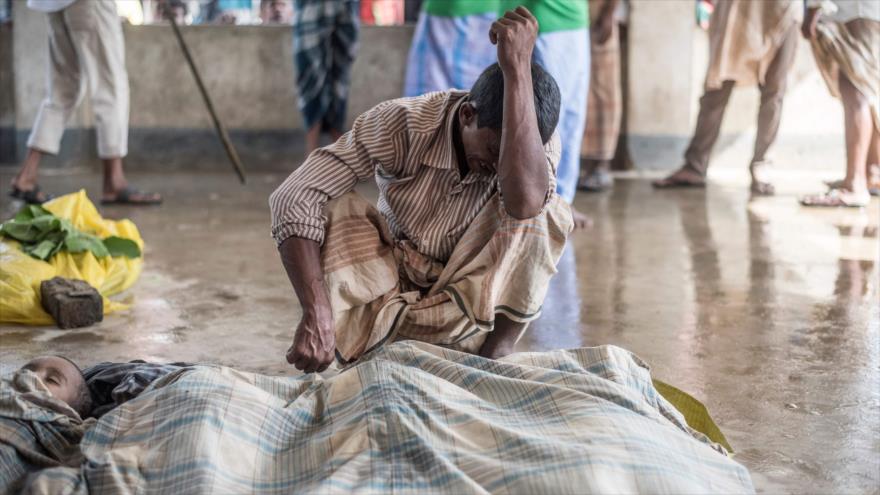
[0,168,877,494]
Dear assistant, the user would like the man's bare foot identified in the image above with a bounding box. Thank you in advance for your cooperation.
[652,166,706,188]
[748,161,775,196]
[570,207,592,230]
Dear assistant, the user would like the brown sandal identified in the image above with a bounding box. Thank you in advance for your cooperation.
[652,166,706,189]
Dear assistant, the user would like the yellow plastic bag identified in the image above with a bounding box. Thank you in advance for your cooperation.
[0,190,144,325]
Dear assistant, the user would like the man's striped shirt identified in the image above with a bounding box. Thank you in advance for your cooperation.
[269,90,560,263]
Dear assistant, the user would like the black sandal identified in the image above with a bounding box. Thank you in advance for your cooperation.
[9,184,52,205]
[101,187,163,205]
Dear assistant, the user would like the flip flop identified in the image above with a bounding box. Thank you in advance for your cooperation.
[652,165,706,189]
[652,176,706,189]
[800,189,870,208]
[578,169,614,192]
[101,187,163,205]
[9,184,52,205]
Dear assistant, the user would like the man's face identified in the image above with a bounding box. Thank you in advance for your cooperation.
[262,0,292,24]
[21,356,84,408]
[458,103,501,176]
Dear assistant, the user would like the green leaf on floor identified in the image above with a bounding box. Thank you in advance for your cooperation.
[24,239,60,260]
[13,204,52,222]
[1,203,141,261]
[64,233,110,258]
[103,236,141,258]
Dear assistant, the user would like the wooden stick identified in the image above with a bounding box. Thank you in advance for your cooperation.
[168,16,247,184]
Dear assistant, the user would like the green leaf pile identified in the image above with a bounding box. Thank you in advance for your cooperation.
[0,204,141,261]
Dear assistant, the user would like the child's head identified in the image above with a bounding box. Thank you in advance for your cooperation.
[21,355,93,417]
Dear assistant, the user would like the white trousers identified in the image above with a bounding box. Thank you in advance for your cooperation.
[27,0,129,158]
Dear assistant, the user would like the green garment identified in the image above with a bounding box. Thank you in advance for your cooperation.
[509,0,589,32]
[0,204,141,261]
[424,0,589,32]
[423,0,499,18]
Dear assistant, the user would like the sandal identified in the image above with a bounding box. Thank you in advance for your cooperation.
[101,187,163,205]
[9,184,52,205]
[578,169,614,192]
[800,188,870,208]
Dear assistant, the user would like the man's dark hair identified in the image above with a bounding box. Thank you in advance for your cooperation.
[468,62,561,144]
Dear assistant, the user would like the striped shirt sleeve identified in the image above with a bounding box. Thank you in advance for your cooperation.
[269,101,407,246]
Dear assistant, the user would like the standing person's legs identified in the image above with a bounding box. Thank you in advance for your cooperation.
[327,0,359,141]
[533,29,591,229]
[11,10,85,204]
[868,128,880,191]
[803,72,874,207]
[68,0,159,204]
[751,24,798,195]
[838,73,872,196]
[580,20,621,192]
[653,81,734,187]
[294,0,331,154]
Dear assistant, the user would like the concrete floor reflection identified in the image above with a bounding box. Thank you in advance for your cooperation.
[0,171,877,493]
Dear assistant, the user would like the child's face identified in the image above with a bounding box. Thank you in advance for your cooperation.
[21,356,84,408]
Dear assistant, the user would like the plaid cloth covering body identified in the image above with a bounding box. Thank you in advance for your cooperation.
[12,342,753,494]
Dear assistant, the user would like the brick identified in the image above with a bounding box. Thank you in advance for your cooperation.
[40,277,103,329]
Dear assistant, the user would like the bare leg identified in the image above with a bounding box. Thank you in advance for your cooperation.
[102,157,128,195]
[869,128,880,191]
[11,148,45,192]
[329,128,344,142]
[305,124,321,155]
[839,73,871,197]
[750,25,797,196]
[9,148,52,203]
[869,127,880,163]
[479,314,527,359]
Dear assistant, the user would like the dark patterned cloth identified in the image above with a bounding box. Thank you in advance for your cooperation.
[83,360,190,418]
[293,0,359,132]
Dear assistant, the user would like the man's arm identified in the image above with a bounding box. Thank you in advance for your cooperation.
[269,103,403,373]
[491,6,549,220]
[278,237,335,373]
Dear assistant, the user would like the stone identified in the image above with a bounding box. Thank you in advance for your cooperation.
[40,277,103,329]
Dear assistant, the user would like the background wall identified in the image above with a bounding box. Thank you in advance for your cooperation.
[5,1,411,170]
[0,0,827,172]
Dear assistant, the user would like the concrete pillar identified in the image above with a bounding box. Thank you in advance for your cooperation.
[625,0,700,170]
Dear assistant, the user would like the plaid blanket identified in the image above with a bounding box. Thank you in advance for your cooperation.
[9,342,753,494]
[0,371,88,494]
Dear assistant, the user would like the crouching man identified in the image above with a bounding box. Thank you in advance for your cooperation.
[269,7,573,373]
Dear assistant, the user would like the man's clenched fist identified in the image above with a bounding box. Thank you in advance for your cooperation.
[489,6,539,75]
